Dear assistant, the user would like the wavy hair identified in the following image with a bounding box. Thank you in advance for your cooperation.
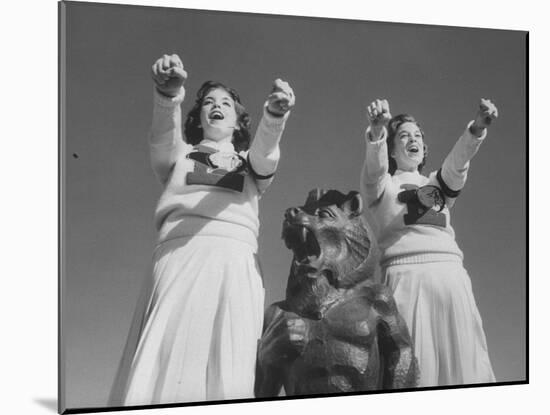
[386,114,428,175]
[184,81,252,152]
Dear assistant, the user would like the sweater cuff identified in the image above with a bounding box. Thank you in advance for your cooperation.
[364,129,389,172]
[153,86,185,108]
[466,120,487,141]
[365,126,387,143]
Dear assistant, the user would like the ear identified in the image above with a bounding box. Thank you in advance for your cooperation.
[343,191,363,217]
[305,188,324,206]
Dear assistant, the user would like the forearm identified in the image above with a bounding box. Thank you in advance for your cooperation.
[379,321,419,389]
[387,344,418,389]
[248,104,290,176]
[149,87,186,182]
[254,363,284,398]
[360,127,390,205]
[439,120,486,193]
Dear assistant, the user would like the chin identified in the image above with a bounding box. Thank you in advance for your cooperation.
[402,155,423,170]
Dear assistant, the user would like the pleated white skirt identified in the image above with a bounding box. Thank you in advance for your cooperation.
[383,258,495,387]
[110,236,265,406]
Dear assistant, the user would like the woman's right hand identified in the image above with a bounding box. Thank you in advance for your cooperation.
[266,78,296,117]
[151,53,188,97]
[366,99,391,140]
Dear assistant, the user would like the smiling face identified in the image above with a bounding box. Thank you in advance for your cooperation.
[199,88,240,142]
[391,122,425,172]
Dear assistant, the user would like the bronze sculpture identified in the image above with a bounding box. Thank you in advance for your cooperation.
[255,189,418,397]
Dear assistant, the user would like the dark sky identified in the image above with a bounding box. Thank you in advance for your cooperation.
[61,2,526,408]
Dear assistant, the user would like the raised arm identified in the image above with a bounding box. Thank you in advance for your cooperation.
[248,79,295,194]
[360,99,392,206]
[149,54,189,184]
[436,99,499,204]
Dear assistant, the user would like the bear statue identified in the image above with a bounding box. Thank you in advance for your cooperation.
[255,189,418,397]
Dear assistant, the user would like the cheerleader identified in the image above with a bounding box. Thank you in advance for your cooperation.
[360,98,497,387]
[110,53,295,405]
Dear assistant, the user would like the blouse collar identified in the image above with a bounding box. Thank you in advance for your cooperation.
[394,168,422,178]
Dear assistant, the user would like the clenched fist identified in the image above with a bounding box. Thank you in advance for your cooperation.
[151,53,188,98]
[366,99,392,140]
[470,98,499,137]
[266,79,296,117]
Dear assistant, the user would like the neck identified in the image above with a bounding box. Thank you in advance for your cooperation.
[201,135,233,145]
[395,161,419,172]
[396,167,419,174]
[200,137,235,152]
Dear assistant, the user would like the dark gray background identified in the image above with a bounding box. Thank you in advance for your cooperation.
[61,2,527,408]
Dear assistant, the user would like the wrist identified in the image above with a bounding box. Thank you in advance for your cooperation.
[368,125,386,141]
[468,123,486,138]
[265,105,286,118]
[262,103,290,127]
[155,86,178,98]
[153,86,185,107]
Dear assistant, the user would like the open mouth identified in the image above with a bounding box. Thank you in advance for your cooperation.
[283,223,321,265]
[209,110,224,120]
[407,144,420,153]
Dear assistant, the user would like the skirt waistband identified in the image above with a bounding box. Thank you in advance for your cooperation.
[154,234,258,256]
[382,252,463,268]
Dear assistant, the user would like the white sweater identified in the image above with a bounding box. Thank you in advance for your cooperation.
[149,87,289,252]
[360,122,486,265]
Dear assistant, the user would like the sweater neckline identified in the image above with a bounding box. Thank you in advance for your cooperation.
[395,169,421,177]
[199,139,235,153]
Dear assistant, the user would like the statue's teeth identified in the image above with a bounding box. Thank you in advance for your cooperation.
[301,227,308,243]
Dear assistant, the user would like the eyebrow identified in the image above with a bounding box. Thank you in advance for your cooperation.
[204,96,234,102]
[398,129,421,136]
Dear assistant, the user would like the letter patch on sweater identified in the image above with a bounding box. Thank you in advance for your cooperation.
[398,184,446,227]
[186,145,248,192]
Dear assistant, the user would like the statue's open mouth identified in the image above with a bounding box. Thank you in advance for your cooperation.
[283,222,321,266]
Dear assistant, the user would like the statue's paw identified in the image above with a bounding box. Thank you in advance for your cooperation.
[287,317,308,352]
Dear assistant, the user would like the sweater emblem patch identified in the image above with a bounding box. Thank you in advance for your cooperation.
[185,147,249,192]
[398,184,446,227]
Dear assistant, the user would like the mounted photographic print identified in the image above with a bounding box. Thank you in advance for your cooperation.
[58,1,528,413]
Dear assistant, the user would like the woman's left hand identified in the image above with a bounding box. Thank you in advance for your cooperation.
[266,79,296,117]
[471,98,499,136]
